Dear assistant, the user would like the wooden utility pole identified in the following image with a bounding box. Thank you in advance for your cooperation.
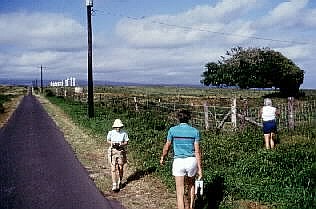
[39,65,48,93]
[41,65,43,92]
[86,0,94,117]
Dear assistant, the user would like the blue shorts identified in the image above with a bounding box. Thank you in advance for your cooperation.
[263,120,277,134]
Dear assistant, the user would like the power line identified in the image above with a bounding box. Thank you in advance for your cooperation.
[94,9,310,45]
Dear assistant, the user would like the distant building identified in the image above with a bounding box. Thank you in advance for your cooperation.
[74,87,83,94]
[50,77,76,87]
[64,77,76,87]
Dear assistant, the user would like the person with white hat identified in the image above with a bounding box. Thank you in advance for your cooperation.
[106,119,129,191]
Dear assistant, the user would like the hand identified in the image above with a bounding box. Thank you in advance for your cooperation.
[160,157,164,166]
[197,169,202,180]
[120,142,127,147]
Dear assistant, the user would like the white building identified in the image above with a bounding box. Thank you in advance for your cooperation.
[50,77,76,87]
[64,77,76,87]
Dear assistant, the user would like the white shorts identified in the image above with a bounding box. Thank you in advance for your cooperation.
[172,157,197,177]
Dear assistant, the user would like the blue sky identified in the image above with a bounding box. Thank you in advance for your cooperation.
[1,0,316,89]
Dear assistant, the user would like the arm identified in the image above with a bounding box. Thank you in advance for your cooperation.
[194,142,203,179]
[120,141,128,147]
[160,140,172,165]
[120,132,129,147]
[106,131,112,145]
[258,107,263,119]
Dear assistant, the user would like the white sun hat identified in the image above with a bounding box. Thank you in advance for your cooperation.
[264,98,272,106]
[112,119,124,128]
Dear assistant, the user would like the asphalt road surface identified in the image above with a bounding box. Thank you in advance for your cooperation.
[0,94,125,209]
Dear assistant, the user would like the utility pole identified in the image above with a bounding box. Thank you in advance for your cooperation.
[39,65,48,93]
[41,65,43,93]
[86,0,94,118]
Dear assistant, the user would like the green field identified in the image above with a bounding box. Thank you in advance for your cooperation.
[45,86,316,209]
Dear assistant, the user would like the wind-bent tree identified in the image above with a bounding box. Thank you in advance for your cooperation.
[201,47,304,96]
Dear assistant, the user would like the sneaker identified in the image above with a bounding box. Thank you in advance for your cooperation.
[112,183,117,191]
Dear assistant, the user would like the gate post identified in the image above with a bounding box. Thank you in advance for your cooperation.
[203,102,209,130]
[288,97,295,129]
[231,97,237,128]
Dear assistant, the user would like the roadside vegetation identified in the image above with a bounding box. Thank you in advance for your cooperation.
[0,86,24,111]
[0,86,26,123]
[45,87,315,209]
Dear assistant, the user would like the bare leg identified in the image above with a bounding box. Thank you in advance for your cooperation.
[111,164,118,185]
[175,176,185,209]
[186,176,195,209]
[118,164,124,187]
[270,133,275,149]
[264,133,271,149]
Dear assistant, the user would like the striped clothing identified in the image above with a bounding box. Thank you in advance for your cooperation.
[167,123,200,159]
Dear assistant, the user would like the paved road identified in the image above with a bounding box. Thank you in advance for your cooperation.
[0,94,125,209]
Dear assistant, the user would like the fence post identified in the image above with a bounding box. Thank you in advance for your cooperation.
[134,97,139,112]
[288,97,295,129]
[240,98,248,128]
[203,102,209,130]
[231,97,237,128]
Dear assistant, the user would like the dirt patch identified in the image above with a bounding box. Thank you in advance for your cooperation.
[37,95,177,209]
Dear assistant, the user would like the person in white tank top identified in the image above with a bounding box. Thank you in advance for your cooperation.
[259,98,280,149]
[261,106,277,121]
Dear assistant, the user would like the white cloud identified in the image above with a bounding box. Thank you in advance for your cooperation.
[183,0,259,23]
[222,20,257,44]
[276,44,310,60]
[116,18,192,47]
[0,11,88,80]
[0,12,86,50]
[115,0,259,48]
[302,9,316,27]
[259,0,308,27]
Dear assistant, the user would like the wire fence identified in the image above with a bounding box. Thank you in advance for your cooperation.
[49,87,316,133]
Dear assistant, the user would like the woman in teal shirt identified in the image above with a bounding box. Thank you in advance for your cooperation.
[160,110,202,209]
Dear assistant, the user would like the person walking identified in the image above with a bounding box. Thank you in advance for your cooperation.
[160,109,202,209]
[259,98,280,149]
[107,119,129,191]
